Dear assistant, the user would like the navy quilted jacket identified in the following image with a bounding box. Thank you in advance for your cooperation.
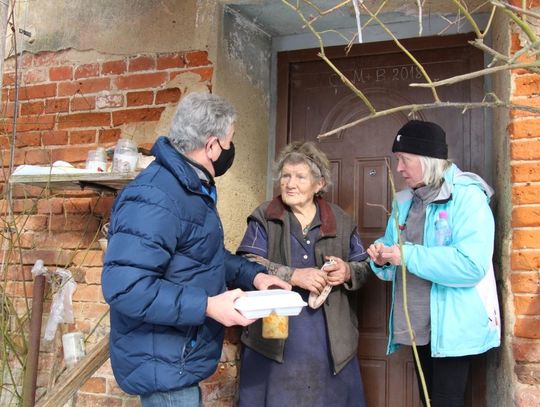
[102,136,264,395]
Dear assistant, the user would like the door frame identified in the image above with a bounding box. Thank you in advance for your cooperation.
[275,32,488,406]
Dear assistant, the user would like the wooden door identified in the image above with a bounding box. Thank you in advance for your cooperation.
[277,34,487,407]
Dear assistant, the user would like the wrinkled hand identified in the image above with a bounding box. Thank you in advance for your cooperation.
[291,267,328,295]
[323,256,351,286]
[367,243,401,266]
[206,289,255,327]
[253,273,292,291]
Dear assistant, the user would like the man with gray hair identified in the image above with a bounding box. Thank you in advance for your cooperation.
[102,92,290,406]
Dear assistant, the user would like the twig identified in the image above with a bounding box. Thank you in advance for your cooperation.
[318,100,540,139]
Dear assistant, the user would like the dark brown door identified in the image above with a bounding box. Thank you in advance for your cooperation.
[277,34,487,407]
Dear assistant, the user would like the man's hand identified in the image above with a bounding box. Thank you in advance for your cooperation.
[367,243,401,266]
[206,289,255,327]
[253,273,292,291]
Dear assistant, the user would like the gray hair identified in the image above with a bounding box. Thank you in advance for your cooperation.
[167,92,236,153]
[419,156,452,187]
[274,141,332,196]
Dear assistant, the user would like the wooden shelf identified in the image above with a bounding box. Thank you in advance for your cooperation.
[8,172,138,193]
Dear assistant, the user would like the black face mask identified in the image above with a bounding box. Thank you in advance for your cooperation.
[212,140,235,177]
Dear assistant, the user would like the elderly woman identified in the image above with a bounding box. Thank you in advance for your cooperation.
[237,141,370,407]
[367,120,500,407]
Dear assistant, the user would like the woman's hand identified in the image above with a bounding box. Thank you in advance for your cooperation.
[291,267,328,295]
[367,243,401,266]
[323,256,351,286]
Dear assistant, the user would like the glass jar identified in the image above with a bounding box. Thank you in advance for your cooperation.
[86,147,107,172]
[112,138,138,172]
[262,311,288,339]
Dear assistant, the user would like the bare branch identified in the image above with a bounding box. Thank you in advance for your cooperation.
[317,100,540,139]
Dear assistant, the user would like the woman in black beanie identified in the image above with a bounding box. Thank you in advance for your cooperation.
[367,120,500,407]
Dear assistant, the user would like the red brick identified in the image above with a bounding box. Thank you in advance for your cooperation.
[1,101,15,116]
[513,206,540,227]
[515,317,540,339]
[75,63,100,79]
[129,55,156,72]
[15,132,41,147]
[512,250,540,270]
[114,72,168,90]
[112,107,165,126]
[70,130,96,144]
[16,214,48,231]
[57,112,111,129]
[37,198,64,214]
[80,377,107,393]
[512,163,540,182]
[4,281,34,298]
[51,147,90,163]
[91,196,115,216]
[42,130,68,145]
[49,214,100,232]
[0,134,9,148]
[45,97,69,113]
[72,284,104,302]
[20,248,74,265]
[49,66,73,81]
[58,78,111,96]
[20,101,45,116]
[5,115,56,132]
[33,50,70,67]
[155,88,181,104]
[511,139,540,159]
[511,96,540,117]
[24,150,52,165]
[73,250,103,267]
[3,71,15,86]
[13,83,57,101]
[96,94,124,109]
[513,185,540,205]
[157,53,185,70]
[23,68,48,84]
[5,265,33,281]
[33,230,96,249]
[511,272,540,293]
[102,59,126,75]
[185,50,211,67]
[514,338,540,362]
[84,268,105,285]
[514,386,540,406]
[98,128,121,143]
[127,91,153,106]
[73,393,122,407]
[514,74,540,96]
[513,228,540,248]
[514,294,540,315]
[509,119,540,139]
[515,363,540,385]
[71,96,96,111]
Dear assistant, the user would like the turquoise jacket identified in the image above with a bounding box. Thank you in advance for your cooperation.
[370,164,500,357]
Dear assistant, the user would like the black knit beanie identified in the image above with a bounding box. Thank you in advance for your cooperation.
[392,120,448,159]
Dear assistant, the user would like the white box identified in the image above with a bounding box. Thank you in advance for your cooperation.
[234,289,307,319]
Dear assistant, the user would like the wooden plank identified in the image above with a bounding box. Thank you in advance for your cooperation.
[35,334,110,407]
[9,172,137,192]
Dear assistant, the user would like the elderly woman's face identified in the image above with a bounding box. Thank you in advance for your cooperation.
[395,152,424,188]
[280,162,323,209]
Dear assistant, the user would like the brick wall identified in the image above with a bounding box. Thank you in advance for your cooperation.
[0,48,238,406]
[508,3,540,403]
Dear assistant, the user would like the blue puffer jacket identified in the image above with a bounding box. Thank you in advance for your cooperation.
[102,136,265,395]
[370,164,500,357]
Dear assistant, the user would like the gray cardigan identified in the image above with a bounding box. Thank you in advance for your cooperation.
[240,196,371,374]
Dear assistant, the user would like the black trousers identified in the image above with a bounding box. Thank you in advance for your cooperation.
[413,344,471,407]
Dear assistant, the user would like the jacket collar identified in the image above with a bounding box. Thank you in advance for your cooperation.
[150,136,216,197]
[264,195,337,237]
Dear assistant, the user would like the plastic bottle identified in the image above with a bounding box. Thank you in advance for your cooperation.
[112,139,138,172]
[435,210,452,246]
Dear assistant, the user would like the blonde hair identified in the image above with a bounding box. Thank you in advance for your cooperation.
[419,156,452,187]
[274,141,332,195]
